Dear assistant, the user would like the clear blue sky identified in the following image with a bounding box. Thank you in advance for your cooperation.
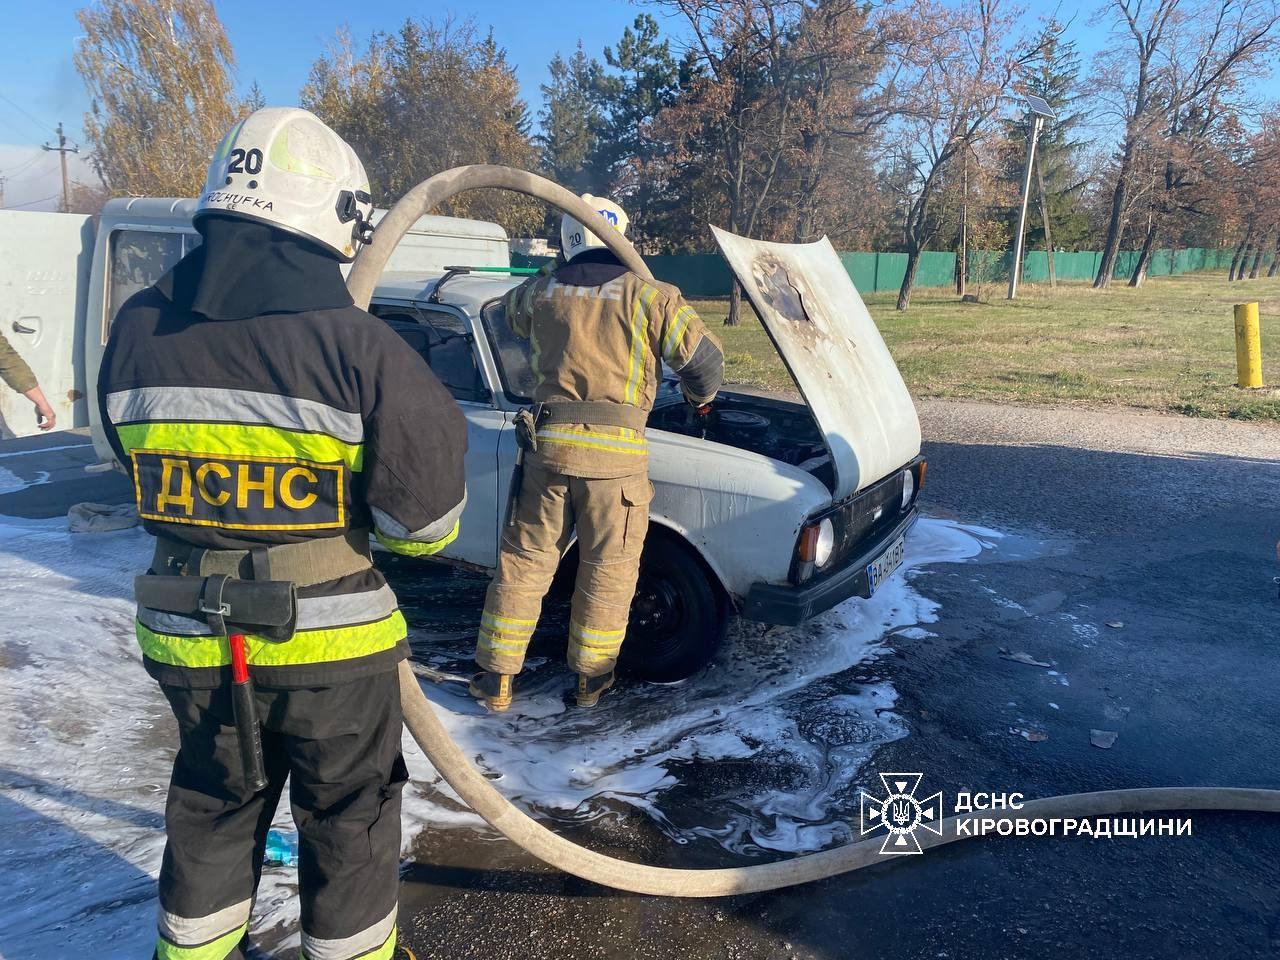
[0,0,1273,210]
[0,0,661,208]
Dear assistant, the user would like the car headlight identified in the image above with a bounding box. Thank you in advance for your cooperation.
[815,517,835,567]
[901,468,915,509]
[796,516,838,581]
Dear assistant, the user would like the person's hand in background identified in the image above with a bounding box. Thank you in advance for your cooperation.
[23,386,56,431]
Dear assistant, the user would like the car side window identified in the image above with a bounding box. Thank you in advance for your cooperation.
[479,299,537,402]
[104,228,196,342]
[370,303,490,404]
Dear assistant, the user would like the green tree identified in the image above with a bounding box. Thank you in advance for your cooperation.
[538,45,606,194]
[245,80,268,112]
[303,19,541,234]
[1002,22,1092,251]
[591,15,683,244]
[74,0,240,197]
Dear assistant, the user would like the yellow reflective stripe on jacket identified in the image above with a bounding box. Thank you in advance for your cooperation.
[536,426,648,455]
[137,611,407,668]
[375,519,459,557]
[115,422,364,471]
[156,923,248,960]
[625,285,657,405]
[662,305,697,361]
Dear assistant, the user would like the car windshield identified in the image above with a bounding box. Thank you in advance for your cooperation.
[480,298,537,402]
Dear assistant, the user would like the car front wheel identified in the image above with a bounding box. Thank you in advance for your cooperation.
[621,533,729,682]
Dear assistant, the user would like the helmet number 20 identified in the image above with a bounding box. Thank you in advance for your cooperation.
[228,148,264,176]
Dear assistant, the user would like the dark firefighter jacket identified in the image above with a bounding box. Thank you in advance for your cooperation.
[98,216,468,689]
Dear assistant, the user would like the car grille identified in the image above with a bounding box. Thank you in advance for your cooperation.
[827,471,907,570]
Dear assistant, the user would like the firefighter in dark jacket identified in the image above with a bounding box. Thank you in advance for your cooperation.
[98,108,467,960]
[470,195,724,711]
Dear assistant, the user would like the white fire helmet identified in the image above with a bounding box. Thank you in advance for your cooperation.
[560,194,630,261]
[195,107,375,261]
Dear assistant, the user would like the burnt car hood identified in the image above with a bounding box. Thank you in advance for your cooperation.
[711,227,922,501]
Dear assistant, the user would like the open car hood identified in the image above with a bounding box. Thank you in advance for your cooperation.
[711,227,921,501]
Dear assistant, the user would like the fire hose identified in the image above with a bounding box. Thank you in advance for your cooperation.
[347,165,1280,897]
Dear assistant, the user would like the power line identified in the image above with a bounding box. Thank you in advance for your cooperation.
[0,92,53,138]
[6,193,59,210]
[0,152,48,180]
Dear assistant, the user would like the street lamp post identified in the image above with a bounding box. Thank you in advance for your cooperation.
[1007,95,1056,300]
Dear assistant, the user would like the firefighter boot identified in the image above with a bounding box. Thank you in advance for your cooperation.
[469,671,515,712]
[575,670,616,708]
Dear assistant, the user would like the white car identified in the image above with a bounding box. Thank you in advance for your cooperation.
[369,228,924,680]
[3,199,923,680]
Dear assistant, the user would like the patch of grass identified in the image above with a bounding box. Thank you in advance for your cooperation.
[1226,394,1280,421]
[689,272,1280,423]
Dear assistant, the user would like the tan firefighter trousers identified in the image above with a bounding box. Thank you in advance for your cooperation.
[475,462,653,677]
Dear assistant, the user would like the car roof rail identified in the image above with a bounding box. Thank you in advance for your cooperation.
[428,265,540,304]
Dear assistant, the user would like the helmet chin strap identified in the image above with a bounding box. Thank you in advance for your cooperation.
[355,211,377,246]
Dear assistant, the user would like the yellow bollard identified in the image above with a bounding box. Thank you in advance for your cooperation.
[1234,302,1263,388]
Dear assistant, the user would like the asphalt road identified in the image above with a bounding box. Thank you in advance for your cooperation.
[2,403,1276,960]
[391,399,1280,960]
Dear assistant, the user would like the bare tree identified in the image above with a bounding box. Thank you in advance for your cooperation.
[656,0,815,323]
[1090,0,1181,288]
[74,0,241,197]
[890,0,1032,310]
[1127,0,1279,286]
[787,0,901,244]
[303,19,542,234]
[1227,216,1255,278]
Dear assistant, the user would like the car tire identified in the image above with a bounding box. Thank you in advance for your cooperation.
[620,532,729,683]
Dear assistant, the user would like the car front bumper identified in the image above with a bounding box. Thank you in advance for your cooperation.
[740,508,920,626]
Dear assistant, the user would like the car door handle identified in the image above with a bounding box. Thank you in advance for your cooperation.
[12,321,36,335]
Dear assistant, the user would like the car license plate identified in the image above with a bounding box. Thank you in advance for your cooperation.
[866,535,906,595]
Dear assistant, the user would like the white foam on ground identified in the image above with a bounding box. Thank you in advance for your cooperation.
[0,516,989,957]
[0,465,49,494]
[403,517,987,856]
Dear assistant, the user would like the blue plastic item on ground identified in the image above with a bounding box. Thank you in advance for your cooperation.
[264,829,298,866]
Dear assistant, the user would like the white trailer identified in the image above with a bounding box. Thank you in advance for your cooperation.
[0,198,509,446]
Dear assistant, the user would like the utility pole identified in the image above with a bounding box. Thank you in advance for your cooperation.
[42,122,79,213]
[957,149,968,297]
[1008,96,1056,300]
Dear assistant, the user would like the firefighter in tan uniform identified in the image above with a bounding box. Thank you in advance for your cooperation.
[470,196,724,710]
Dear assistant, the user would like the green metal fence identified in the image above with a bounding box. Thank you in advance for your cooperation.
[515,246,1239,297]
